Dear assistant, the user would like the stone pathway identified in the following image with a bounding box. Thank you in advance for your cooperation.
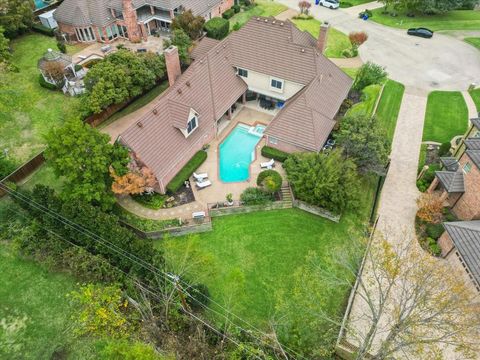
[329,56,363,68]
[117,196,204,220]
[462,91,479,121]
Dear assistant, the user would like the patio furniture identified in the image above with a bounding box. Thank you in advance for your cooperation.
[192,211,206,219]
[101,45,112,53]
[137,48,147,53]
[196,180,212,189]
[193,172,208,182]
[260,158,275,169]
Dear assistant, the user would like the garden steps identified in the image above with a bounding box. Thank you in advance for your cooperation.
[280,186,293,207]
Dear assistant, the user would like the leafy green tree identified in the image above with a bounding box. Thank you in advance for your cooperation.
[283,149,360,213]
[336,114,390,175]
[0,26,12,71]
[204,17,230,40]
[352,62,387,91]
[0,152,16,179]
[163,29,192,64]
[171,9,205,40]
[0,0,33,38]
[44,119,129,209]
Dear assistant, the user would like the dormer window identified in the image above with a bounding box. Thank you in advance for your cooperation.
[237,68,248,78]
[270,78,283,91]
[187,115,198,134]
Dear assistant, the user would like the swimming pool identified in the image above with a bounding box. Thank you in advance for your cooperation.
[34,0,49,9]
[219,124,265,182]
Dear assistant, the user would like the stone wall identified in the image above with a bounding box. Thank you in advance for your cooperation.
[121,220,212,239]
[452,154,480,220]
[293,199,341,223]
[209,201,292,217]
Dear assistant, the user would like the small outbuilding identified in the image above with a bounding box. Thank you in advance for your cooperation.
[39,9,58,29]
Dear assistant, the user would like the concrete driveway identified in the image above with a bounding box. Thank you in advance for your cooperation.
[277,0,480,91]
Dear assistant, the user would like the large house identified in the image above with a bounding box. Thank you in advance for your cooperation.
[53,0,234,43]
[118,17,352,193]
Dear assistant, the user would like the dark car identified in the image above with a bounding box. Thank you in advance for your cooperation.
[407,28,434,38]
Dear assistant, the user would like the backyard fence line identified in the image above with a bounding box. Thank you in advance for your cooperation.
[335,216,380,360]
[119,217,213,239]
[292,199,340,223]
[208,200,292,217]
[0,152,46,197]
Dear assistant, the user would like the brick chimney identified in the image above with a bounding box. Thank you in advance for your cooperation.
[165,45,182,86]
[317,22,329,53]
[122,0,141,42]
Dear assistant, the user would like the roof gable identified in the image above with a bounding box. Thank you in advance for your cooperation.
[436,170,465,193]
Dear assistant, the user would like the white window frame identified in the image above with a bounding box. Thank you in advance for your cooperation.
[270,77,284,93]
[237,68,248,78]
[187,115,198,135]
[463,162,472,174]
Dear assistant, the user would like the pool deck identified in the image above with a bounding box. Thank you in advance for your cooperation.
[192,106,287,207]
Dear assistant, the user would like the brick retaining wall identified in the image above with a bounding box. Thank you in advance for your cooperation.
[209,201,292,217]
[292,199,341,223]
[121,220,213,239]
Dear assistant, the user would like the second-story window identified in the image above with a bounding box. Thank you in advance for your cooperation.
[238,68,248,78]
[463,162,472,173]
[187,116,198,134]
[271,78,283,90]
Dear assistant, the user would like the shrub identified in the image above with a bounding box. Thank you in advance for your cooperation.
[240,187,273,205]
[38,74,59,90]
[56,41,66,54]
[417,193,444,224]
[438,142,451,157]
[132,192,167,210]
[31,24,54,36]
[204,17,230,40]
[349,31,368,47]
[186,283,210,311]
[83,59,101,69]
[256,170,282,193]
[417,163,441,192]
[342,48,355,58]
[352,61,387,91]
[74,64,83,72]
[166,150,207,193]
[222,9,235,19]
[0,153,16,179]
[232,4,241,13]
[261,146,289,162]
[427,237,442,256]
[426,223,445,240]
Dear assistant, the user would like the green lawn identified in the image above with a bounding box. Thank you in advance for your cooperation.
[346,84,382,117]
[342,67,359,79]
[19,162,64,192]
[418,143,428,173]
[375,80,405,144]
[229,1,288,29]
[97,81,169,130]
[0,243,93,359]
[370,9,480,31]
[291,18,351,58]
[465,37,480,50]
[423,91,469,143]
[157,177,375,333]
[0,34,81,166]
[340,0,374,7]
[469,88,480,112]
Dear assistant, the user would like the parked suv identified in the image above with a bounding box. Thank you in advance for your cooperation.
[318,0,340,9]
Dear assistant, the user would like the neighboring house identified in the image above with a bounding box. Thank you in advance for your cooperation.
[37,49,87,96]
[53,0,233,44]
[428,118,480,220]
[118,17,352,193]
[437,221,480,292]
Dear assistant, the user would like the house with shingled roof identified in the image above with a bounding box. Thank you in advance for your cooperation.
[428,118,480,221]
[54,0,233,44]
[118,17,352,193]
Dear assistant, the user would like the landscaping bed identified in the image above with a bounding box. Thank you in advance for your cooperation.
[370,9,480,31]
[346,84,382,117]
[423,91,468,143]
[114,205,181,232]
[416,142,452,192]
[415,207,457,257]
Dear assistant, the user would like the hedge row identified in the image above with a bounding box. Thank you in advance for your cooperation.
[166,150,208,193]
[204,17,230,40]
[222,9,235,19]
[32,24,55,37]
[261,146,290,162]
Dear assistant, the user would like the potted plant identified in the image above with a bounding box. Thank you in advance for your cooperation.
[226,193,234,206]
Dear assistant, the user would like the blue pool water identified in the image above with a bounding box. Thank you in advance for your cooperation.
[34,0,49,9]
[220,124,265,182]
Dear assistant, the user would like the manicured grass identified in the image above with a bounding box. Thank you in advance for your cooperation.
[469,88,480,112]
[418,143,428,174]
[370,8,480,31]
[97,80,169,130]
[347,84,382,117]
[375,80,405,144]
[342,67,359,79]
[291,18,351,58]
[465,37,480,50]
[0,34,81,166]
[423,91,469,143]
[19,163,64,192]
[340,0,374,7]
[229,1,288,30]
[157,177,375,332]
[0,243,91,359]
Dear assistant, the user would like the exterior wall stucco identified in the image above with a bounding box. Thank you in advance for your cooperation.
[238,68,304,101]
[452,154,480,220]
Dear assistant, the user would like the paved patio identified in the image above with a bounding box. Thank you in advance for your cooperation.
[192,106,287,206]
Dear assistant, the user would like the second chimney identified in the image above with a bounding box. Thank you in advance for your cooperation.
[317,22,329,54]
[165,45,182,86]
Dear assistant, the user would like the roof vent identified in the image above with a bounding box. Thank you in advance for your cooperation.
[272,20,276,24]
[177,88,182,94]
[153,109,158,115]
[256,17,260,20]
[301,48,305,53]
[264,19,268,22]
[223,44,226,48]
[137,122,143,128]
[186,81,191,87]
[280,22,284,26]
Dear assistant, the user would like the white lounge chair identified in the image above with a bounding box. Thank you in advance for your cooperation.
[260,158,275,169]
[196,180,212,189]
[193,172,208,182]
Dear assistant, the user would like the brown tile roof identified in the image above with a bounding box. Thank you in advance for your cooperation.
[121,17,351,185]
[54,0,115,27]
[190,37,220,60]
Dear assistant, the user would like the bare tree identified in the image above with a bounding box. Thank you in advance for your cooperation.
[321,233,480,359]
